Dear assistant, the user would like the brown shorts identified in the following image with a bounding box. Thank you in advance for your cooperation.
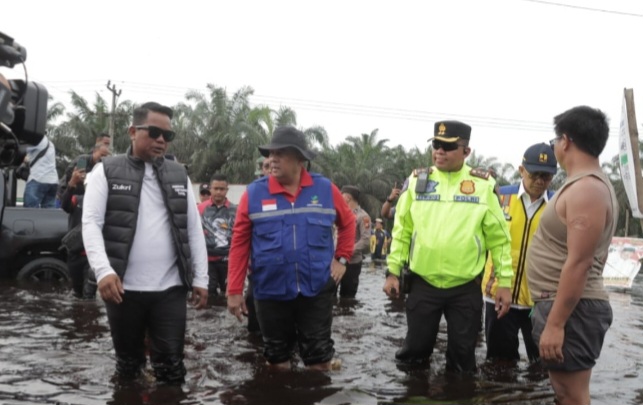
[531,299,612,372]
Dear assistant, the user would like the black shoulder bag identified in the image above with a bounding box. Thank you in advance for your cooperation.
[16,140,50,181]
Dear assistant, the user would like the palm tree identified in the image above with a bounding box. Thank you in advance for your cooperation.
[49,92,133,162]
[466,150,518,186]
[171,85,259,184]
[173,85,330,185]
[317,129,394,220]
[45,97,67,176]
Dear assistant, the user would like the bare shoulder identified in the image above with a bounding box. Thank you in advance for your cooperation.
[564,175,611,202]
[560,175,612,222]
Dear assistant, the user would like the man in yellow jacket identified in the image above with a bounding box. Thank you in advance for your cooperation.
[482,143,557,363]
[370,218,391,270]
[383,120,513,374]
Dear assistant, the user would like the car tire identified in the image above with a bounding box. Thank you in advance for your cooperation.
[16,257,71,283]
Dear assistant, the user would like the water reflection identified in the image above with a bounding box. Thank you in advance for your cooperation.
[0,272,642,405]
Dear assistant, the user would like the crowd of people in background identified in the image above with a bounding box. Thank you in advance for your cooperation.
[1,90,616,405]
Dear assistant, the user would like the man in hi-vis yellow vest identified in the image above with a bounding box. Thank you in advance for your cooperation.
[481,143,557,362]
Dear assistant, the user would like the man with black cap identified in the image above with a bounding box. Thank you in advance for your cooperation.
[383,120,513,374]
[339,185,372,298]
[227,126,355,371]
[481,142,557,363]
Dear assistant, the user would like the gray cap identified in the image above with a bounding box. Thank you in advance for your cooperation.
[258,126,316,161]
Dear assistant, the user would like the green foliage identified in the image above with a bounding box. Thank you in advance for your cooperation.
[44,84,639,238]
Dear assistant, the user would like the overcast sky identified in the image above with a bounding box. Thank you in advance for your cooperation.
[3,0,643,167]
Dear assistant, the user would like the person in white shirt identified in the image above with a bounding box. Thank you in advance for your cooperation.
[82,102,208,384]
[23,136,58,208]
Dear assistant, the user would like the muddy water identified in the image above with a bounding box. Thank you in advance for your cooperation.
[0,270,641,405]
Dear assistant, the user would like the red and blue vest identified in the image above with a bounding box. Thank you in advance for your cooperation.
[247,174,336,300]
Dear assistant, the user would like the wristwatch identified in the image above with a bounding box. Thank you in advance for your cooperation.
[337,257,348,266]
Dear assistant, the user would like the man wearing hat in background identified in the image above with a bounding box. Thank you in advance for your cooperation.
[255,156,272,178]
[339,185,372,298]
[481,142,557,363]
[370,218,391,271]
[198,183,211,203]
[383,120,513,374]
[227,126,355,370]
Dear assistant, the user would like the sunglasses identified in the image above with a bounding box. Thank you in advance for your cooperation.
[432,140,462,152]
[527,171,554,181]
[135,125,176,142]
[549,135,573,148]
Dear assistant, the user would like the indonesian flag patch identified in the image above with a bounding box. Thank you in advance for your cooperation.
[262,199,277,211]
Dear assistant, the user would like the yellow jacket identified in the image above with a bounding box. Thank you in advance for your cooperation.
[481,184,551,307]
[370,230,391,254]
[387,165,513,289]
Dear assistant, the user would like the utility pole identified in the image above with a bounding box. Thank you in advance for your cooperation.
[106,80,122,139]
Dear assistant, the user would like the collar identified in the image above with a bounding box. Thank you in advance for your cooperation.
[209,198,230,208]
[518,180,550,203]
[268,167,313,195]
[126,146,165,167]
[433,163,469,177]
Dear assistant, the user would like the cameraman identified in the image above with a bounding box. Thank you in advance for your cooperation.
[1,68,57,208]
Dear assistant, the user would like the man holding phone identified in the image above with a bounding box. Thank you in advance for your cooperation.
[59,134,112,299]
[381,182,402,220]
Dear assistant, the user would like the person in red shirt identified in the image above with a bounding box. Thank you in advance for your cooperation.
[197,174,236,296]
[227,126,355,371]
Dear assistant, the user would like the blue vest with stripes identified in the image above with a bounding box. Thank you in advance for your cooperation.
[247,174,336,300]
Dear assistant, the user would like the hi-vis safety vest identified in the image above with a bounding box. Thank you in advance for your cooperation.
[387,164,513,289]
[481,184,553,307]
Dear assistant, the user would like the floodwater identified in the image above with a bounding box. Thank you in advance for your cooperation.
[0,269,641,405]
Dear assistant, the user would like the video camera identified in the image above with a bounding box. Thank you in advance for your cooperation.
[0,31,48,168]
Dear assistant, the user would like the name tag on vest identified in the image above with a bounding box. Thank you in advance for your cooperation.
[417,194,440,201]
[454,195,480,203]
[110,182,134,193]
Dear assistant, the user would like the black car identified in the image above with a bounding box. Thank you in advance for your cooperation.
[1,169,70,282]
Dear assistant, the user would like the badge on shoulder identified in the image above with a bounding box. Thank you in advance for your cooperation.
[470,168,490,180]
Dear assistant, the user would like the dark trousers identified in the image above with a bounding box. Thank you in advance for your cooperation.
[245,279,260,334]
[336,261,362,298]
[372,250,386,266]
[104,286,188,384]
[485,302,539,362]
[207,260,228,295]
[256,278,335,366]
[67,252,96,299]
[396,275,483,374]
